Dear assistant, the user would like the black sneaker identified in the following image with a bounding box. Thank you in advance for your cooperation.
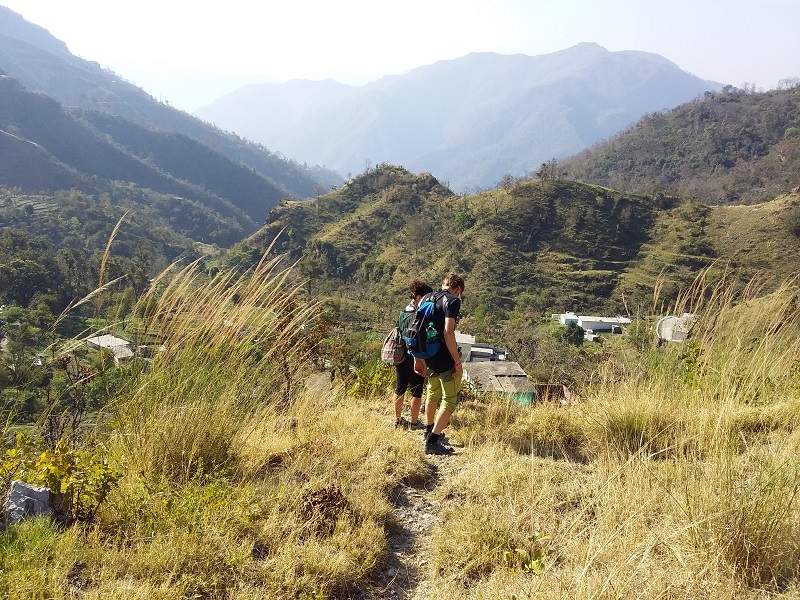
[409,421,426,431]
[395,417,410,429]
[425,438,455,455]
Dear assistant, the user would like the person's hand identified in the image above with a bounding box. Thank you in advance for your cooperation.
[414,358,426,376]
[453,361,463,376]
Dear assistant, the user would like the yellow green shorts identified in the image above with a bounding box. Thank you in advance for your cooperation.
[426,370,463,413]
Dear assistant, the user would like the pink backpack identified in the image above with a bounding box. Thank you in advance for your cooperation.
[381,327,405,365]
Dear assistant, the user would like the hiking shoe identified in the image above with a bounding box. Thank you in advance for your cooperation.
[425,438,455,456]
[395,417,410,429]
[409,421,426,431]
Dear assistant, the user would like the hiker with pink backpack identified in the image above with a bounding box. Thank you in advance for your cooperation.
[382,279,433,429]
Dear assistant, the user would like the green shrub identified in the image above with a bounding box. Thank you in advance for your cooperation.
[559,322,584,346]
[0,434,120,523]
[347,358,394,399]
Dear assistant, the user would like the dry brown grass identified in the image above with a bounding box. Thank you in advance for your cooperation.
[1,252,427,599]
[3,257,800,599]
[424,276,800,599]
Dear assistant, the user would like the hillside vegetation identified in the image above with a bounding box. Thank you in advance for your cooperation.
[564,85,800,203]
[0,74,292,235]
[2,244,799,598]
[0,187,205,313]
[232,165,800,322]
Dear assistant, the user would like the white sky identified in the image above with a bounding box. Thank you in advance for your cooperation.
[4,0,799,111]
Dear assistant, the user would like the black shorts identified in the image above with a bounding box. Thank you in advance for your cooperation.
[395,356,424,397]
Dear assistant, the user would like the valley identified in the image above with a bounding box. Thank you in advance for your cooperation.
[1,4,799,599]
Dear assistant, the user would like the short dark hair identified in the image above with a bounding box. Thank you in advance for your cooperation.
[409,279,433,298]
[443,273,465,293]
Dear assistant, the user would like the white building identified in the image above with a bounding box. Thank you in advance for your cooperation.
[86,334,134,365]
[552,312,579,326]
[576,315,631,333]
[455,331,475,363]
[456,331,507,363]
[552,312,631,334]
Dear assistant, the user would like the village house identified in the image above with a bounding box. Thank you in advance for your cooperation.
[551,312,632,338]
[85,334,135,365]
[455,330,567,405]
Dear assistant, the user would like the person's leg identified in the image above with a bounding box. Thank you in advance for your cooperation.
[433,371,463,435]
[425,394,438,425]
[394,393,405,421]
[410,395,422,424]
[408,372,424,425]
[425,375,443,438]
[425,374,455,454]
[394,361,410,426]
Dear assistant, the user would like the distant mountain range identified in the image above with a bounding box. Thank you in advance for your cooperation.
[199,44,720,190]
[0,5,341,233]
[563,85,800,203]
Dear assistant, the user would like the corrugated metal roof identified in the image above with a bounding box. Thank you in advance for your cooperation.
[464,361,537,394]
[86,334,131,349]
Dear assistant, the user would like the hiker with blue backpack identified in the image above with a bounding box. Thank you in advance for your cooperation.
[405,273,465,456]
[382,279,434,429]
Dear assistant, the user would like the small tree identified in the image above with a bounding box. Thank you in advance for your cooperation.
[499,174,517,190]
[559,322,585,346]
[535,158,563,188]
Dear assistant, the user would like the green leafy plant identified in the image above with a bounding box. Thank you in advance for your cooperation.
[348,359,394,398]
[502,532,549,575]
[559,322,585,346]
[1,434,121,523]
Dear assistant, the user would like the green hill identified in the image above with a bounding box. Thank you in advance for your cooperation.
[80,111,291,225]
[0,186,200,309]
[564,85,800,204]
[231,166,800,321]
[0,75,267,243]
[0,125,83,190]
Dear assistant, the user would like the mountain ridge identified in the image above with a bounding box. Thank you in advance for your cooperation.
[199,45,719,190]
[0,6,341,197]
[229,166,799,323]
[563,85,800,203]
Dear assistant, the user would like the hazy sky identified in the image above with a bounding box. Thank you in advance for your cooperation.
[4,0,799,111]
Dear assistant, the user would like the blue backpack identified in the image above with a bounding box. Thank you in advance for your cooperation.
[403,291,446,359]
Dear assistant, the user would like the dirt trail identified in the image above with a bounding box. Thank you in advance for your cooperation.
[304,373,464,599]
[360,451,462,600]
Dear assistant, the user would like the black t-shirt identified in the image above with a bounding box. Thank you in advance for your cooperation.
[426,291,461,374]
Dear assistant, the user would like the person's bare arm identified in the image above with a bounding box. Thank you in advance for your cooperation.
[414,357,426,376]
[444,317,461,375]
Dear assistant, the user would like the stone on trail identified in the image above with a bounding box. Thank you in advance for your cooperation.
[4,480,53,526]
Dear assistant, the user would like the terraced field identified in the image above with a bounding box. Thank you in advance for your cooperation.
[231,166,799,321]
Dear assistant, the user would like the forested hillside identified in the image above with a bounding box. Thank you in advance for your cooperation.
[0,75,264,238]
[0,187,199,312]
[0,6,340,197]
[564,85,800,203]
[231,165,800,322]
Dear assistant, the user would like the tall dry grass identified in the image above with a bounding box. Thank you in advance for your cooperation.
[1,249,428,599]
[112,251,317,482]
[429,275,800,598]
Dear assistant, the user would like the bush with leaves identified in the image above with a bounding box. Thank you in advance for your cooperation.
[559,322,585,346]
[0,434,120,523]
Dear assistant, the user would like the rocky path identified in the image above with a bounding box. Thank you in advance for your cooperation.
[360,452,463,600]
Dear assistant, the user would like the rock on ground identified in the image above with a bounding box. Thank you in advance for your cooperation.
[4,480,53,526]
